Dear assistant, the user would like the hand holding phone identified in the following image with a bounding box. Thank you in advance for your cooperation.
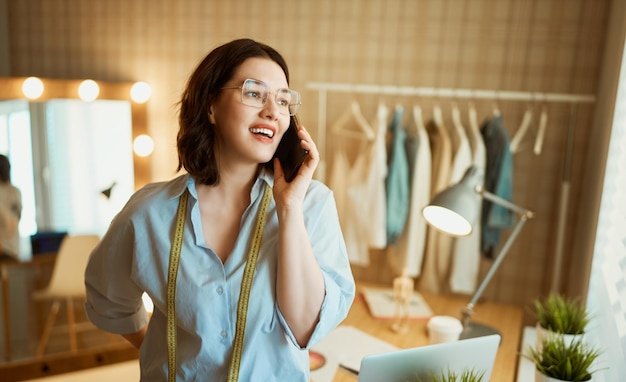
[273,115,308,182]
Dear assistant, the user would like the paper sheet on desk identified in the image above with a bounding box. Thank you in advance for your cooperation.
[310,326,398,382]
[361,287,433,320]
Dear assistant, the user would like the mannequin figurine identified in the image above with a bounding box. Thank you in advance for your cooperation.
[390,267,414,333]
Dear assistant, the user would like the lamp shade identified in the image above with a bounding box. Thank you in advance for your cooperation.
[422,166,483,236]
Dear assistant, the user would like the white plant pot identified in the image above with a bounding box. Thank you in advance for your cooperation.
[535,368,592,382]
[535,322,586,352]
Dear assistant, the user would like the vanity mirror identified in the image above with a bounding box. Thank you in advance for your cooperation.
[0,77,152,249]
[0,77,149,379]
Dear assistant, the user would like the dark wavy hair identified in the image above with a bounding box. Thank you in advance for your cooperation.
[0,154,10,183]
[176,38,290,185]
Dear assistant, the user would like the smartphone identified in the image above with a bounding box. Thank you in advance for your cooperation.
[273,115,308,182]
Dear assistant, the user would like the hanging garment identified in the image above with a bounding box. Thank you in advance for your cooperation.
[331,149,372,265]
[387,105,431,277]
[385,106,410,245]
[448,105,473,184]
[445,105,474,294]
[480,115,514,259]
[418,111,453,294]
[328,102,376,266]
[449,104,487,294]
[365,102,389,250]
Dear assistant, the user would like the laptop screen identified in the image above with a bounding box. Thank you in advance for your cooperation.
[358,334,501,382]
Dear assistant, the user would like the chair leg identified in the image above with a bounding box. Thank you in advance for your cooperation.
[35,299,60,357]
[66,297,77,352]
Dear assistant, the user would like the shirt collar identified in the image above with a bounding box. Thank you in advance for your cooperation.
[170,168,274,201]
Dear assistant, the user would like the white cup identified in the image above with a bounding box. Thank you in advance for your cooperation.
[427,315,463,344]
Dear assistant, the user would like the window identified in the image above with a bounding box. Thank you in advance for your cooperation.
[40,99,135,237]
[586,38,626,380]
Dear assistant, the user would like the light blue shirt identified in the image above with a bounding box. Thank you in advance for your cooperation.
[386,107,410,244]
[84,170,355,381]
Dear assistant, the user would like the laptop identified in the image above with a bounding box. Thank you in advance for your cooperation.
[357,334,501,382]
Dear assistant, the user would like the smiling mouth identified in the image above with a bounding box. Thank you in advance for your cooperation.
[249,127,274,138]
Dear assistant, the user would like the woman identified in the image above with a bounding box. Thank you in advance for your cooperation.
[0,154,22,260]
[84,38,355,381]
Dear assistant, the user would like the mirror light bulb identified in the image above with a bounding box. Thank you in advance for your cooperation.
[133,134,154,157]
[130,81,152,103]
[22,77,44,99]
[78,79,100,102]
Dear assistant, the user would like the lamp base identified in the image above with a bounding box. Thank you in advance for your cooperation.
[459,321,502,342]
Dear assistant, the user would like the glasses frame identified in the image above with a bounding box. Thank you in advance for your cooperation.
[220,78,301,116]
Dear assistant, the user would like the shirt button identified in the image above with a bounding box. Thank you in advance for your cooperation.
[220,330,227,338]
[216,286,223,294]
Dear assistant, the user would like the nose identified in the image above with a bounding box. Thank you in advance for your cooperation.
[261,93,281,120]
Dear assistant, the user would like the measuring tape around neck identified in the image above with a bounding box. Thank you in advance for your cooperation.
[166,184,272,382]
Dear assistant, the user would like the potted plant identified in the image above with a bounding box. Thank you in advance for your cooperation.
[524,333,602,382]
[533,293,590,350]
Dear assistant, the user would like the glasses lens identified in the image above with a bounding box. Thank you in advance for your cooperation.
[241,79,267,108]
[240,79,301,116]
[275,89,301,116]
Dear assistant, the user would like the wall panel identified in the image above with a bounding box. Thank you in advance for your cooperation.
[6,0,611,318]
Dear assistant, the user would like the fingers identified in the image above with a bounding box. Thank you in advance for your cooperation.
[297,126,319,164]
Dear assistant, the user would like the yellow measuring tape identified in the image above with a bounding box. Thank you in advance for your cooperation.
[166,184,272,382]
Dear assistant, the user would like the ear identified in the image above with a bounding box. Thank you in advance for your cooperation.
[207,105,216,124]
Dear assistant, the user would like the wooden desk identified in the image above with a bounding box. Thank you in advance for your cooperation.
[331,283,523,382]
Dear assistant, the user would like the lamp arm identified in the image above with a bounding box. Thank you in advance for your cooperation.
[461,190,534,327]
[477,187,535,218]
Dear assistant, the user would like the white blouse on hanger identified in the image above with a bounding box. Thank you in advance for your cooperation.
[365,102,389,250]
[445,104,475,293]
[328,101,377,265]
[449,104,487,294]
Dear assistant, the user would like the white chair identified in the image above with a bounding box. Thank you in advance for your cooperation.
[32,234,101,357]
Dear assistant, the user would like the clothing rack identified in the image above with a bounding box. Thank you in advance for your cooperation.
[306,81,596,181]
[307,82,596,294]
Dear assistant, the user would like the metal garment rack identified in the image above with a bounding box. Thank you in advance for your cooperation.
[306,81,596,294]
[306,81,596,169]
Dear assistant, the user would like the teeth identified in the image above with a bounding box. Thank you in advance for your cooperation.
[250,127,274,138]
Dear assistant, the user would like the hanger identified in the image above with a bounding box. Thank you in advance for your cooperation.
[433,104,444,129]
[413,104,426,133]
[533,105,548,155]
[452,102,464,132]
[510,105,533,153]
[377,101,389,133]
[492,92,501,117]
[468,102,480,134]
[394,103,406,127]
[331,100,375,141]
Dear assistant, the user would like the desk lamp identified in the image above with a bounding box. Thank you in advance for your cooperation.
[422,166,535,339]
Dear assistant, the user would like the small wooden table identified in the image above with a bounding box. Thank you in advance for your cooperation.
[331,283,523,382]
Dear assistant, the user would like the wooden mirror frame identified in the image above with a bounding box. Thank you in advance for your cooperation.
[0,76,151,189]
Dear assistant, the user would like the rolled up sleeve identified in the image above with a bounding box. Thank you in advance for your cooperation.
[84,214,149,335]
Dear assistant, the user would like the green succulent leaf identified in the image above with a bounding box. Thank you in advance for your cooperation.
[533,293,590,335]
[522,332,601,381]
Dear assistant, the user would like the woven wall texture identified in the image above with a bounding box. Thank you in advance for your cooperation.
[5,0,611,313]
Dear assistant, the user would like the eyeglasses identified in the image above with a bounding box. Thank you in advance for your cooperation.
[221,78,301,116]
